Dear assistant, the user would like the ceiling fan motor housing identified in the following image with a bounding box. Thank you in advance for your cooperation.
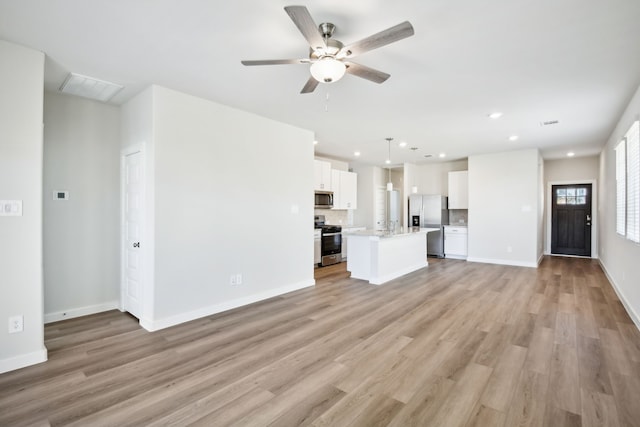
[310,36,343,59]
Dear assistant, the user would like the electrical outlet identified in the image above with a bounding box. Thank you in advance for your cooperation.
[236,274,242,285]
[230,275,237,285]
[8,315,23,333]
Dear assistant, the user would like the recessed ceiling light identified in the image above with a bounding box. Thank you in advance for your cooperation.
[509,135,519,141]
[398,141,407,148]
[488,112,503,119]
[313,140,318,145]
[354,151,361,157]
[439,153,446,158]
[567,152,575,157]
[385,159,391,164]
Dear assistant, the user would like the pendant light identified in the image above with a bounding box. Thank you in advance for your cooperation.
[386,138,393,191]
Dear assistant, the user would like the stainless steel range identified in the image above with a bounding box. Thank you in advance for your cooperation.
[314,215,342,266]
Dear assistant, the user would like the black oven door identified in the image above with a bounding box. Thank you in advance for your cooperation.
[321,232,342,255]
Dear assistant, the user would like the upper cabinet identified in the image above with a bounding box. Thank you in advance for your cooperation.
[314,159,332,191]
[448,170,469,209]
[331,169,358,210]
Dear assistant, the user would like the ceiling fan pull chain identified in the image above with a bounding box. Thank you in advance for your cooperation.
[325,90,330,113]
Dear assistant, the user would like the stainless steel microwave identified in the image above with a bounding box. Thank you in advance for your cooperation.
[315,191,334,209]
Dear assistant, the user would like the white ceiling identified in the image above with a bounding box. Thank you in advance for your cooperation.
[2,0,639,166]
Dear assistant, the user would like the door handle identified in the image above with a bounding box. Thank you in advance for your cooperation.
[133,242,140,248]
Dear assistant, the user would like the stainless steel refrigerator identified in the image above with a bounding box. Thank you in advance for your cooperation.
[409,194,449,257]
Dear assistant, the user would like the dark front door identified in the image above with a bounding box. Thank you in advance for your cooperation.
[551,184,592,256]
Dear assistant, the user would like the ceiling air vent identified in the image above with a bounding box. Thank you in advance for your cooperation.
[540,120,559,126]
[59,73,123,102]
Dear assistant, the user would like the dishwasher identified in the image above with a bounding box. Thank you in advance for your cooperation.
[444,226,468,259]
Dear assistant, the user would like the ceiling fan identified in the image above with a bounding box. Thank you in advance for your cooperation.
[241,5,415,94]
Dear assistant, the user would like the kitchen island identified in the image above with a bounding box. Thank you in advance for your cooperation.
[344,228,439,285]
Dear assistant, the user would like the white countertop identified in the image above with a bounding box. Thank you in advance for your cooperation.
[345,227,439,239]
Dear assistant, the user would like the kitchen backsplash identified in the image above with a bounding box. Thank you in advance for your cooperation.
[449,209,468,225]
[315,209,349,226]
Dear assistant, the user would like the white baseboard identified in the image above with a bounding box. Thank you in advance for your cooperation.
[44,301,120,324]
[466,257,538,268]
[599,260,640,331]
[0,348,47,374]
[140,279,316,332]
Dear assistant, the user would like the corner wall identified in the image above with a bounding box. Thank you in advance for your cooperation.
[543,156,600,256]
[123,86,316,329]
[43,92,121,322]
[599,85,640,327]
[0,40,47,373]
[468,149,541,267]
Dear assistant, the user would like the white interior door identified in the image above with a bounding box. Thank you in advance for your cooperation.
[123,151,143,319]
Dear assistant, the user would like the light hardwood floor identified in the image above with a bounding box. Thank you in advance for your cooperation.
[1,257,639,426]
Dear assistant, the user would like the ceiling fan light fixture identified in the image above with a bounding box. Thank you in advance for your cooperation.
[310,56,346,83]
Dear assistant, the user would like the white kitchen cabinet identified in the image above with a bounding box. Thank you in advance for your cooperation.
[331,169,358,210]
[314,160,332,191]
[444,226,468,259]
[448,170,469,209]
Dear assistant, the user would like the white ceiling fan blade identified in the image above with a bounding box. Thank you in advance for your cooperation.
[300,76,320,94]
[344,62,390,84]
[284,6,327,52]
[339,21,414,59]
[241,59,310,66]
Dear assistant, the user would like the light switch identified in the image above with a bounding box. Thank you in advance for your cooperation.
[0,200,22,216]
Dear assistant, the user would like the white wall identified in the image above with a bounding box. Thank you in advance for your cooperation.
[122,86,315,329]
[545,156,600,182]
[537,153,545,260]
[0,40,47,373]
[352,165,385,229]
[599,84,640,327]
[42,92,121,322]
[543,156,600,255]
[468,149,541,267]
[314,155,348,172]
[410,160,468,195]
